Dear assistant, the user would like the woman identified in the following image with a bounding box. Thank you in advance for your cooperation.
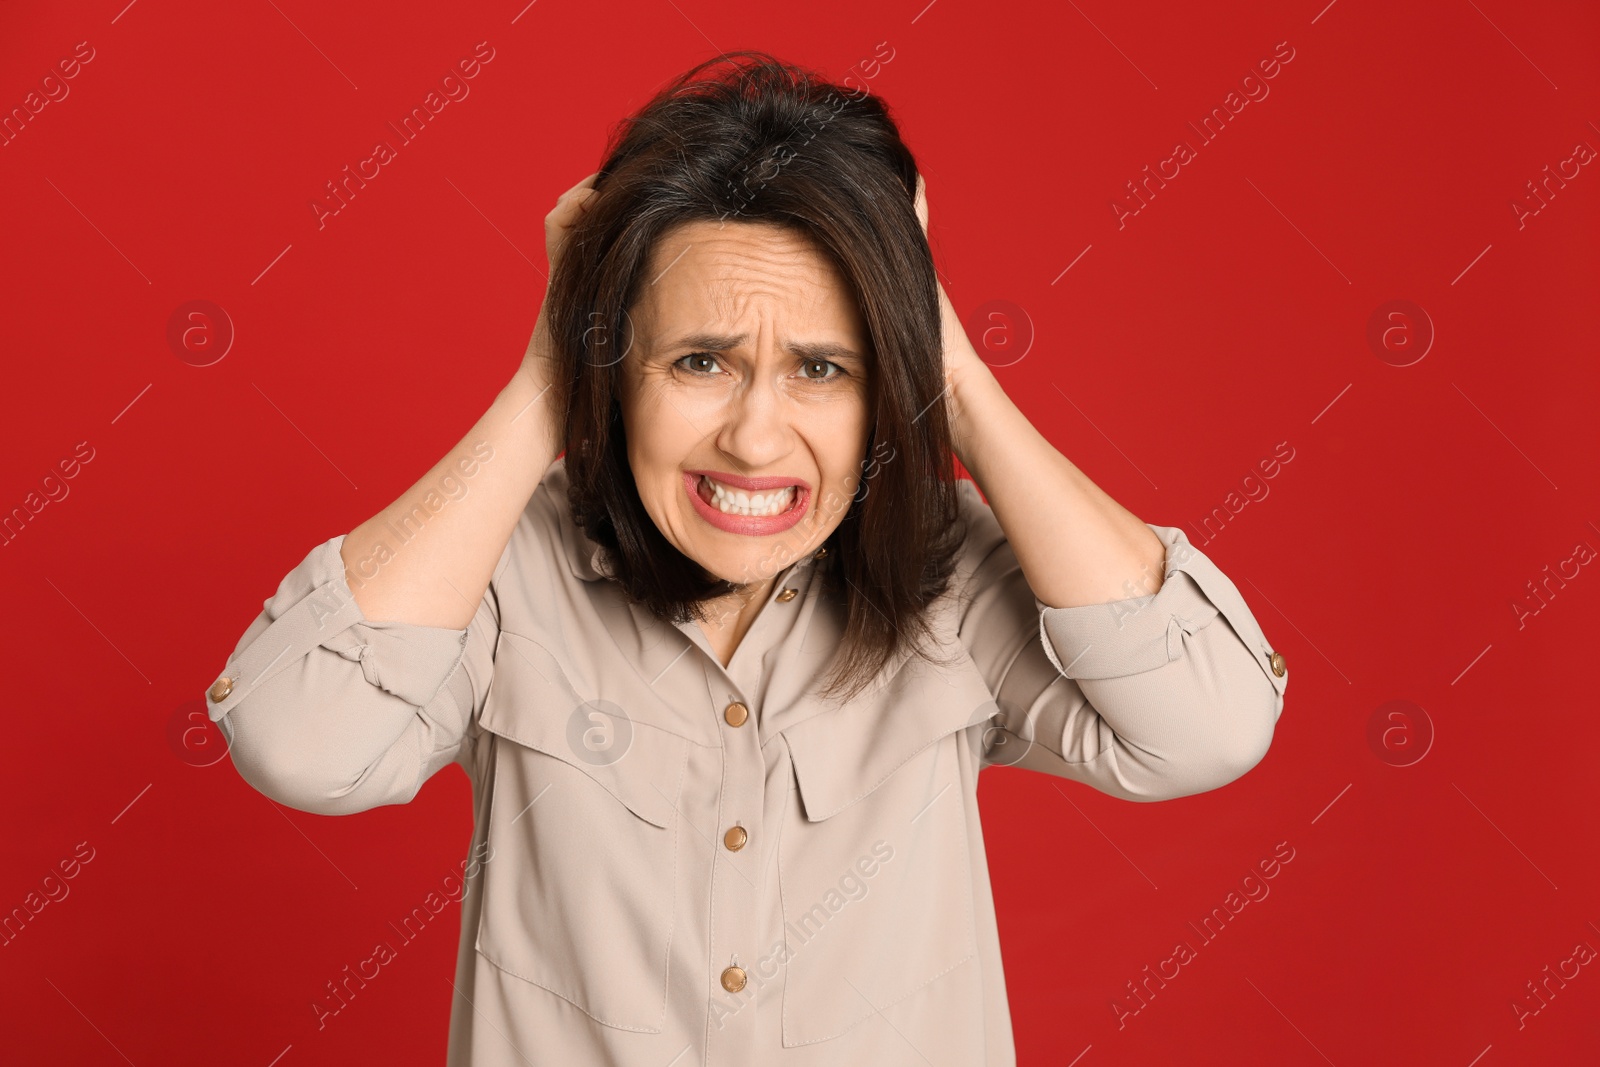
[206,51,1288,1066]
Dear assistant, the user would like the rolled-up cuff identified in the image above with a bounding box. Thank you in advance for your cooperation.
[1036,566,1220,680]
[207,535,470,720]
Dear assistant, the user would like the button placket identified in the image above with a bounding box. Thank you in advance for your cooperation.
[700,554,817,1053]
[707,687,764,1055]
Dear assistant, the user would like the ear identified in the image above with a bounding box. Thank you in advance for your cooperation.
[913,173,928,235]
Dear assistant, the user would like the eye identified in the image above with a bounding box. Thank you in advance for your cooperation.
[797,359,845,381]
[675,352,724,375]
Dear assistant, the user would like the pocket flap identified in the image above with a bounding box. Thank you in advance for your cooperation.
[780,649,995,822]
[479,630,684,828]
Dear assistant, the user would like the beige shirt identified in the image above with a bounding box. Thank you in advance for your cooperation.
[206,457,1288,1066]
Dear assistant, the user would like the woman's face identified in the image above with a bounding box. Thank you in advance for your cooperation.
[618,219,873,589]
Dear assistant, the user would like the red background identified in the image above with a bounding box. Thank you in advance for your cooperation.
[3,0,1598,1063]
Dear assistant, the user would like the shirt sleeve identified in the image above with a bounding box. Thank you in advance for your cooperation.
[204,533,503,815]
[952,480,1288,801]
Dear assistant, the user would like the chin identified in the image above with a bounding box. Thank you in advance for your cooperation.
[695,551,759,587]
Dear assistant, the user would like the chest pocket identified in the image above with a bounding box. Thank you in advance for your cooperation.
[774,649,996,1047]
[473,629,689,1033]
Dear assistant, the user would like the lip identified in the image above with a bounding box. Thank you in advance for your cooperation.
[683,471,811,536]
[685,469,813,493]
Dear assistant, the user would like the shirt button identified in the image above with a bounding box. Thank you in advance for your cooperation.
[723,825,748,851]
[208,676,234,702]
[724,701,749,727]
[775,588,798,602]
[1269,652,1286,677]
[721,966,747,993]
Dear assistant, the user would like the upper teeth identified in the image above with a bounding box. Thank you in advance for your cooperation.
[703,476,795,517]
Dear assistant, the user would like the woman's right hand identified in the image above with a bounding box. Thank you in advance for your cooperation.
[520,171,601,389]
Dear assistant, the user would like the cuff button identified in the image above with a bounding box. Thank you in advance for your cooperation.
[1269,652,1286,677]
[208,676,234,702]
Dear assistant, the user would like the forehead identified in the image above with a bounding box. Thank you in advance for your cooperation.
[634,219,863,333]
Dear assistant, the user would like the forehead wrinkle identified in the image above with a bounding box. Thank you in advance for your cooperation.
[644,222,863,353]
[704,263,851,339]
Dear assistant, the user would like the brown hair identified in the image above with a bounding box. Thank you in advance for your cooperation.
[544,51,965,702]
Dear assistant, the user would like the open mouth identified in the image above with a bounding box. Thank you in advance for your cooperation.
[694,474,801,518]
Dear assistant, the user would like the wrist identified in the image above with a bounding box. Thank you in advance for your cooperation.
[495,367,564,461]
[945,351,998,463]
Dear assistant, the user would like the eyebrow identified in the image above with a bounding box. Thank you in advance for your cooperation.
[659,332,867,363]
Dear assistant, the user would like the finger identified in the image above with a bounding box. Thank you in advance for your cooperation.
[559,172,601,201]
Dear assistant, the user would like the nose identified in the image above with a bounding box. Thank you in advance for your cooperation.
[714,367,793,470]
